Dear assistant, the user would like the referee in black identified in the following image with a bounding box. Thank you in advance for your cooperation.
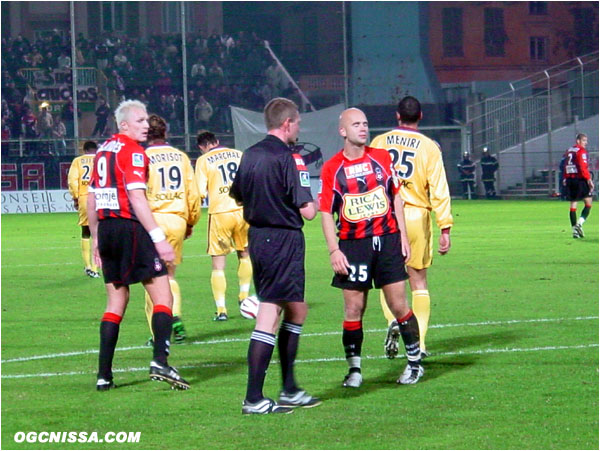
[230,97,320,415]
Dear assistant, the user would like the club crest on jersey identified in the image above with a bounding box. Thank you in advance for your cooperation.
[132,153,144,167]
[300,171,310,187]
[375,167,383,181]
[154,258,163,272]
[344,162,373,179]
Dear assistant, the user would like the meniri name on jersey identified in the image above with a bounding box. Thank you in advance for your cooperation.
[385,134,421,149]
[342,185,389,223]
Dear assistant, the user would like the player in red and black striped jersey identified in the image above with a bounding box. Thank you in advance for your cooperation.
[87,99,189,391]
[562,133,594,238]
[319,108,423,386]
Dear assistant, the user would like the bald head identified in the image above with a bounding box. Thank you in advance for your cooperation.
[339,108,369,146]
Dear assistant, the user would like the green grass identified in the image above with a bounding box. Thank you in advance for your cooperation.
[1,200,598,450]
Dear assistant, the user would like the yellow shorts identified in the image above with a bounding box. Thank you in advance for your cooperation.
[207,210,249,256]
[77,195,88,226]
[404,206,433,270]
[154,212,187,265]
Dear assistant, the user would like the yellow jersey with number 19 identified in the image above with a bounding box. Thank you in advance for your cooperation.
[195,146,243,215]
[145,144,201,226]
[370,127,453,230]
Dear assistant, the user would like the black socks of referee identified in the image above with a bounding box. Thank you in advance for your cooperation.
[278,321,302,393]
[246,330,275,403]
[98,312,122,381]
[398,310,421,366]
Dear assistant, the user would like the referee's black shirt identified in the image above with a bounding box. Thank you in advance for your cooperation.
[230,134,313,229]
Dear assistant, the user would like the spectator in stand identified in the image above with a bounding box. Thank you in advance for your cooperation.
[62,97,76,136]
[57,50,71,70]
[37,102,54,138]
[207,60,225,86]
[194,95,213,131]
[21,106,38,155]
[113,48,128,68]
[95,43,109,72]
[108,70,126,101]
[191,59,206,82]
[1,118,10,141]
[52,115,67,155]
[156,71,173,97]
[92,97,111,137]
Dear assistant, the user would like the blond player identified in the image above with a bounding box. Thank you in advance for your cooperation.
[68,140,100,278]
[144,114,201,343]
[195,130,252,321]
[370,96,453,358]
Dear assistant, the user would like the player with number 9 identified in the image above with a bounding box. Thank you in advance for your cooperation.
[195,130,252,321]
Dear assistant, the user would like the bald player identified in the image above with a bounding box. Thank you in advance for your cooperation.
[320,107,423,386]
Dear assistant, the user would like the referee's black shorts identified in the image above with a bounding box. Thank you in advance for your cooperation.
[98,218,168,286]
[565,178,592,201]
[332,232,408,291]
[248,226,305,304]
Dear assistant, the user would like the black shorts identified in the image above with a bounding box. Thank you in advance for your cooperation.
[98,218,168,286]
[248,226,305,304]
[332,233,409,290]
[565,178,591,201]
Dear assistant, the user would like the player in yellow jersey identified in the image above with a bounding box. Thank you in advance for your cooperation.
[195,130,252,321]
[144,114,201,343]
[370,96,453,358]
[68,140,100,278]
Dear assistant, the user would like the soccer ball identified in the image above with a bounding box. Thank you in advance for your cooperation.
[239,295,260,320]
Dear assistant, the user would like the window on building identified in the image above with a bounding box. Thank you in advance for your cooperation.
[101,2,124,32]
[572,8,595,54]
[529,2,548,15]
[530,37,548,61]
[162,2,193,33]
[484,8,507,57]
[442,8,464,57]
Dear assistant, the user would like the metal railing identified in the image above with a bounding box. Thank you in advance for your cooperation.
[466,51,599,196]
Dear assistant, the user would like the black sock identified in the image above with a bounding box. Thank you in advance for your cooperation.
[398,311,421,365]
[581,205,591,221]
[278,321,302,393]
[246,330,275,403]
[570,209,577,226]
[98,320,120,380]
[343,321,363,372]
[152,312,172,365]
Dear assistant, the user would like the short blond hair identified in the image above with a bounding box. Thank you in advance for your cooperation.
[264,97,298,131]
[115,99,147,130]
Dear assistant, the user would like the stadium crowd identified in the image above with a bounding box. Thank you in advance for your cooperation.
[1,29,301,145]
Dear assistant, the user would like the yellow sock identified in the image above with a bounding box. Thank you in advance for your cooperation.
[237,257,253,301]
[81,238,92,270]
[379,290,396,325]
[144,290,154,339]
[412,290,430,352]
[211,270,227,314]
[170,279,182,318]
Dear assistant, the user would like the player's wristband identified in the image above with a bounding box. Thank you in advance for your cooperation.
[329,248,340,255]
[149,227,166,243]
[441,228,451,235]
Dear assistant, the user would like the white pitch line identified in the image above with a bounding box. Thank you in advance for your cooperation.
[2,343,598,380]
[1,316,597,364]
[0,254,210,269]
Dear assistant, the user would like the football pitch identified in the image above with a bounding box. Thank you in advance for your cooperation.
[1,200,598,450]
